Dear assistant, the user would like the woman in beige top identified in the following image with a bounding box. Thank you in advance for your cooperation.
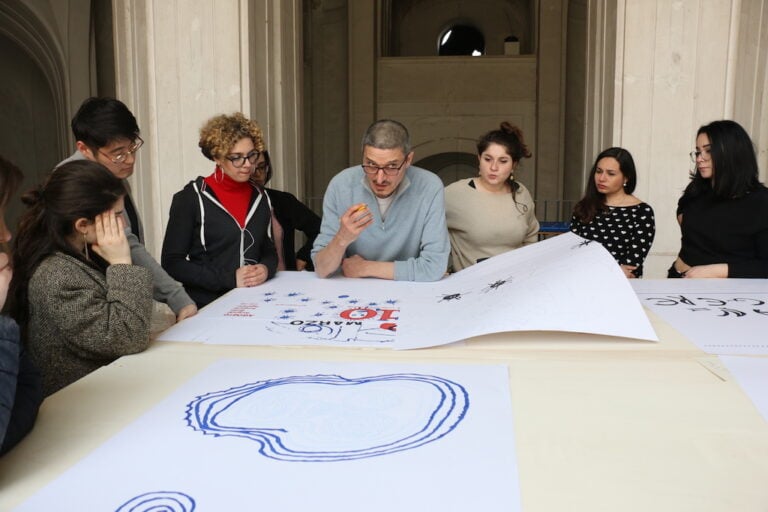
[444,122,539,272]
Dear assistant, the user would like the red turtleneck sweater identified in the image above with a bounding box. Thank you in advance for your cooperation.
[204,171,252,227]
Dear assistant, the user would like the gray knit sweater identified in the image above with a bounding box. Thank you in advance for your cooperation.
[26,252,153,395]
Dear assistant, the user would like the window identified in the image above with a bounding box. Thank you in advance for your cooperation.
[438,25,485,56]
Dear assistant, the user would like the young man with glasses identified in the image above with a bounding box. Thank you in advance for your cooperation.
[312,119,449,281]
[57,97,197,321]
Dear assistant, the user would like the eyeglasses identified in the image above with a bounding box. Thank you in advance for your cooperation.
[689,147,711,163]
[252,162,269,175]
[362,159,407,176]
[100,137,144,164]
[226,150,261,168]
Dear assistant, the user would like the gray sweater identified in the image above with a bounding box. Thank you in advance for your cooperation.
[26,253,153,395]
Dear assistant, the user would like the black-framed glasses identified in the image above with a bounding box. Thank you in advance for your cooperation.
[362,159,407,176]
[252,161,269,174]
[226,150,261,168]
[689,148,711,163]
[100,136,144,164]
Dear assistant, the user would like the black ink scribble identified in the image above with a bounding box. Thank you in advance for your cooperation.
[438,292,465,303]
[572,239,594,249]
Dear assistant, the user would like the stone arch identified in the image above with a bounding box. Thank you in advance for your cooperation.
[0,1,68,228]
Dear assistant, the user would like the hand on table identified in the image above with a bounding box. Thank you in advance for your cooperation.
[620,264,638,278]
[341,254,370,278]
[683,264,728,278]
[176,304,198,322]
[236,264,269,287]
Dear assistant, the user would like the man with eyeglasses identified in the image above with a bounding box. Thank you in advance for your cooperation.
[57,97,197,322]
[312,119,449,281]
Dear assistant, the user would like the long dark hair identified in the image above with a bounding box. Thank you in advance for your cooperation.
[0,155,23,248]
[573,147,637,223]
[679,120,763,210]
[477,121,532,195]
[8,160,126,329]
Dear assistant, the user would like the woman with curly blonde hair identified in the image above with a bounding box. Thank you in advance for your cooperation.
[162,113,277,308]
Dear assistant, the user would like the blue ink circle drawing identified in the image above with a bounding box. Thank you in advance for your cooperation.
[185,373,469,462]
[115,491,195,511]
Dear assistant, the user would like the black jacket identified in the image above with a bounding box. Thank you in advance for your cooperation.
[162,177,278,308]
[266,188,321,271]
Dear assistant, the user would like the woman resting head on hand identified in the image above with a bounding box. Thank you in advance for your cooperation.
[9,160,153,395]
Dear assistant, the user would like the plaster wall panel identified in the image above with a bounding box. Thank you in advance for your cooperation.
[733,0,768,182]
[114,0,248,256]
[347,2,376,164]
[250,0,303,202]
[535,0,566,201]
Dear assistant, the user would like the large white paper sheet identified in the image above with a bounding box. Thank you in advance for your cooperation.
[396,232,657,348]
[719,356,768,424]
[157,272,414,347]
[157,233,657,349]
[14,360,522,512]
[632,279,768,355]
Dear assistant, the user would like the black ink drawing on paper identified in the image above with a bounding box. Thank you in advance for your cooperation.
[248,291,400,343]
[186,373,469,462]
[115,491,195,512]
[643,295,768,318]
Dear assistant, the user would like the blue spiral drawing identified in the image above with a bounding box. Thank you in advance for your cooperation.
[115,491,195,511]
[185,373,469,462]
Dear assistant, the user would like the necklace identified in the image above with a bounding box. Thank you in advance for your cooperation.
[605,193,636,207]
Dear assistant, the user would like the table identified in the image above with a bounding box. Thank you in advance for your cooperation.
[1,311,766,511]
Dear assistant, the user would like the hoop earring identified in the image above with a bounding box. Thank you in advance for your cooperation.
[82,232,90,261]
[215,165,224,183]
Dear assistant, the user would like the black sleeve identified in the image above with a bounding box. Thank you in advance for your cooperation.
[284,193,321,265]
[0,349,42,456]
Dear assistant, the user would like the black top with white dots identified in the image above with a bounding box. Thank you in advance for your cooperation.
[570,203,656,277]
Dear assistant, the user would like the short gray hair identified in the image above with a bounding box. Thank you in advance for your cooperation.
[361,119,411,154]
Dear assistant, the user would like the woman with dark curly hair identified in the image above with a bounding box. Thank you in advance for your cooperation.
[670,120,768,278]
[570,147,655,278]
[162,113,277,307]
[444,122,539,271]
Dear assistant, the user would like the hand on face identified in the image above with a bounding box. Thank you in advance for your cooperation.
[236,263,268,287]
[0,252,12,311]
[90,210,132,265]
[336,203,373,246]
